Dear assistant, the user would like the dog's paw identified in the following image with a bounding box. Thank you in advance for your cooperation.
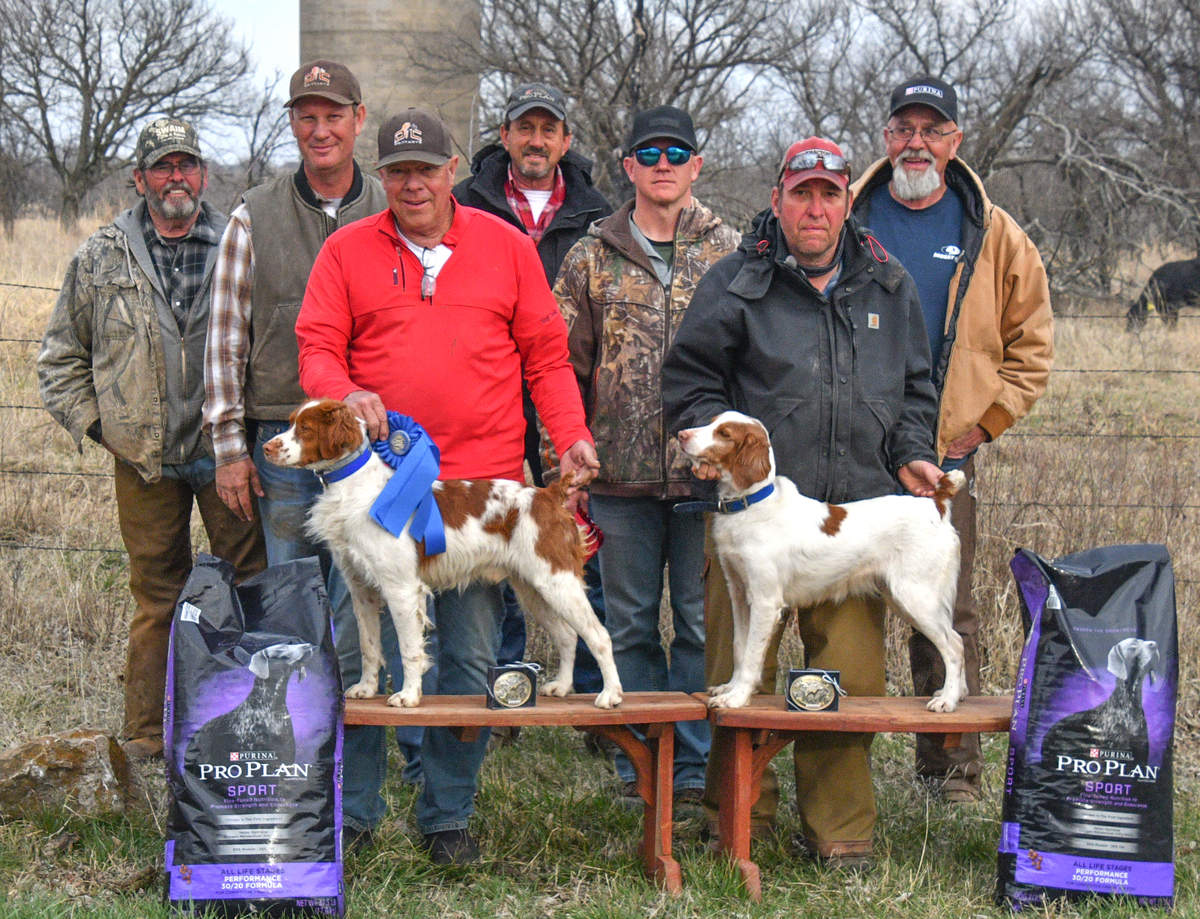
[345,681,377,699]
[594,687,623,709]
[707,681,733,697]
[387,687,421,708]
[926,692,959,713]
[708,684,753,709]
[540,678,572,697]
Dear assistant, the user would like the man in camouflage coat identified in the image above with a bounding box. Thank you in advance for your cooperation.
[553,105,739,805]
[37,118,266,760]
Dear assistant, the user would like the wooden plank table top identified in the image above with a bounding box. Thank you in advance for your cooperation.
[699,693,1013,734]
[344,690,709,726]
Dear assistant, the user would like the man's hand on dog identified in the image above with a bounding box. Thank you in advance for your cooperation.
[560,439,600,513]
[899,459,945,497]
[345,389,389,441]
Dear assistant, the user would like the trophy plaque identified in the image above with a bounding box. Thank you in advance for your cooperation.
[786,668,841,712]
[486,663,539,709]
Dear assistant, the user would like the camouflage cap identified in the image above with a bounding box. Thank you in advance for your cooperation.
[135,117,203,169]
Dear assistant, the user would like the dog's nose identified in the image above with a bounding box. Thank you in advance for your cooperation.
[263,439,279,458]
[677,429,692,444]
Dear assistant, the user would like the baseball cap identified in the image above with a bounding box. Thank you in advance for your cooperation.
[889,74,958,124]
[504,82,568,123]
[286,60,361,107]
[376,108,453,168]
[778,137,851,191]
[627,105,698,154]
[135,117,203,169]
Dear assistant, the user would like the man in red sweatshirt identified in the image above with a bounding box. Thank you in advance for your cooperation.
[297,107,597,865]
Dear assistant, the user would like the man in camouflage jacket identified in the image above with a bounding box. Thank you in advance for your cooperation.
[553,106,739,804]
[37,118,266,760]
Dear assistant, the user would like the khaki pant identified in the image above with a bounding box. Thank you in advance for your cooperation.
[114,457,266,745]
[910,455,983,785]
[702,528,884,855]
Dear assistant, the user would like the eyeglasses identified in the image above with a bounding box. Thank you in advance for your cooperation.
[886,125,958,143]
[780,149,850,177]
[632,145,693,167]
[145,158,202,178]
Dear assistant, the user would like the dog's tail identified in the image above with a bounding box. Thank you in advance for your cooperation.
[933,469,966,519]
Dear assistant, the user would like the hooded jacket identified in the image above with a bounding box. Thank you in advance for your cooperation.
[554,198,740,497]
[851,158,1052,460]
[39,201,226,482]
[453,144,613,282]
[662,210,938,503]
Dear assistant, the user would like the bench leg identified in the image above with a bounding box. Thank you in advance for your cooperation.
[586,723,682,896]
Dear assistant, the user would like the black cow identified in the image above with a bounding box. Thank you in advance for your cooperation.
[1126,256,1200,330]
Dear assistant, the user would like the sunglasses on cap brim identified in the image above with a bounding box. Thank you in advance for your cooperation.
[632,145,694,166]
[780,149,851,179]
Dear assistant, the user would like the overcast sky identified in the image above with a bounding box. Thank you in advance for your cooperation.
[210,0,300,87]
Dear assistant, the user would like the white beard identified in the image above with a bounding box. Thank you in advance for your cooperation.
[890,154,943,201]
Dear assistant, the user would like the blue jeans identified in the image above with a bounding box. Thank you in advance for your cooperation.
[588,495,709,789]
[415,581,504,835]
[254,419,399,833]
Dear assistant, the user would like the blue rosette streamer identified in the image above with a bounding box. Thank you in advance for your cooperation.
[369,411,446,555]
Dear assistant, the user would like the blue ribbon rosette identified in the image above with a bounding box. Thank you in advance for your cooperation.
[369,412,446,555]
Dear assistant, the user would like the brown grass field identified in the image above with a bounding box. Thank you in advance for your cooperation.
[0,214,1195,913]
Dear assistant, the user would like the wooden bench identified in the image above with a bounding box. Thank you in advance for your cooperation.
[344,691,709,894]
[701,694,1014,900]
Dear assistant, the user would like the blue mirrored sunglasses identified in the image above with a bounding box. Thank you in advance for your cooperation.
[633,145,693,166]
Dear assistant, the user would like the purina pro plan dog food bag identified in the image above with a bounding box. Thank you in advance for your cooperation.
[998,544,1176,909]
[165,554,344,915]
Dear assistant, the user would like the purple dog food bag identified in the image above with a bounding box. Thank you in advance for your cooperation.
[998,544,1176,909]
[164,554,344,915]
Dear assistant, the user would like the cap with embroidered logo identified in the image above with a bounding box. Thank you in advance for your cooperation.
[135,117,203,169]
[286,60,361,107]
[889,74,958,124]
[504,82,568,123]
[377,107,453,168]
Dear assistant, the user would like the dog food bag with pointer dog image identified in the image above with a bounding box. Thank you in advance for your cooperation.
[997,544,1176,909]
[164,554,344,916]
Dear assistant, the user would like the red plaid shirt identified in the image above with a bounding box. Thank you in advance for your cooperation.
[504,165,566,244]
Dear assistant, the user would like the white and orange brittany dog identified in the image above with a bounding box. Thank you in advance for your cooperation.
[676,411,967,712]
[263,398,623,709]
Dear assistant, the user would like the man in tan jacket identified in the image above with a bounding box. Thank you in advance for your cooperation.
[851,73,1053,801]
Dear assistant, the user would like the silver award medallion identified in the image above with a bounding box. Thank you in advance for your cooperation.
[492,670,533,708]
[786,669,840,711]
[388,428,412,456]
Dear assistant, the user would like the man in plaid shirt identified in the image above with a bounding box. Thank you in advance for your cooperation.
[202,60,389,848]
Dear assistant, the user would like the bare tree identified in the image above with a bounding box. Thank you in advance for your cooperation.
[414,0,805,208]
[0,0,250,228]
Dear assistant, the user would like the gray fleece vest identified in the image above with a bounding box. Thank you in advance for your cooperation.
[241,168,387,420]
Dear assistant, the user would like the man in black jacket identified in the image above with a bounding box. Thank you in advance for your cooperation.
[663,137,941,868]
[453,82,613,700]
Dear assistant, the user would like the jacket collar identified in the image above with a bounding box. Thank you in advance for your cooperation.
[590,197,724,268]
[725,208,893,301]
[292,160,367,214]
[851,156,989,229]
[466,144,605,222]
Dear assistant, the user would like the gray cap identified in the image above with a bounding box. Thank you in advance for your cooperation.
[377,108,453,168]
[889,74,958,124]
[504,82,568,122]
[135,117,203,168]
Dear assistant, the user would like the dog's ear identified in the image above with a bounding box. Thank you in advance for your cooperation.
[730,426,772,491]
[316,401,364,460]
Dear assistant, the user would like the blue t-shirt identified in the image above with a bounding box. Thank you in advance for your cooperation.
[866,183,963,371]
